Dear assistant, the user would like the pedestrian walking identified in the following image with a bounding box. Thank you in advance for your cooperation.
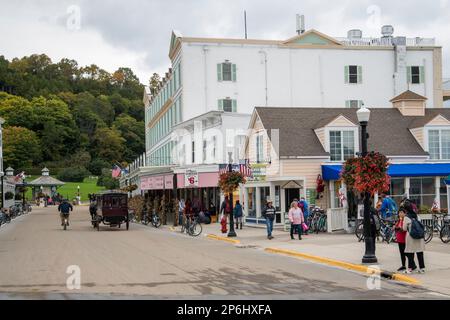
[262,199,276,240]
[380,194,397,220]
[220,196,232,224]
[394,208,408,272]
[289,201,304,240]
[178,199,185,226]
[402,201,426,274]
[233,200,243,230]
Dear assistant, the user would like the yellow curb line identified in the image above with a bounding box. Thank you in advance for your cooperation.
[265,247,420,285]
[206,234,241,244]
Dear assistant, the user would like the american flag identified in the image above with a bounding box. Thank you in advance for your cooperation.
[239,159,253,178]
[112,165,122,178]
[219,164,229,175]
[14,171,25,182]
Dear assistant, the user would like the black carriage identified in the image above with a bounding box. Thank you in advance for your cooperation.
[92,191,130,231]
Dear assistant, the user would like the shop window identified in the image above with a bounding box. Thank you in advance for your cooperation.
[260,187,270,210]
[389,178,405,206]
[248,187,256,217]
[410,177,436,209]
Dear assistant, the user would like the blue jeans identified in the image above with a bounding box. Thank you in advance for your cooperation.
[266,218,274,237]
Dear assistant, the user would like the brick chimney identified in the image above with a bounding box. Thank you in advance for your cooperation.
[390,90,427,116]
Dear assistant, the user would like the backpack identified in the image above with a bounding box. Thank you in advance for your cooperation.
[409,217,425,239]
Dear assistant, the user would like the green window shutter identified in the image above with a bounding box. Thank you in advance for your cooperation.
[420,66,425,84]
[345,100,350,108]
[407,66,412,83]
[218,99,223,111]
[217,64,223,82]
[232,99,237,112]
[357,66,362,84]
[344,66,349,84]
[232,64,237,82]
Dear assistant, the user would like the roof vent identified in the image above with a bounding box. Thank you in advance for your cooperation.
[381,25,394,37]
[347,29,362,39]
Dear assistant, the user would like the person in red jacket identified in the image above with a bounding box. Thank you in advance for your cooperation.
[395,208,408,272]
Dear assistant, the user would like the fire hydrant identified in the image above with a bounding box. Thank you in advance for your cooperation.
[220,215,228,234]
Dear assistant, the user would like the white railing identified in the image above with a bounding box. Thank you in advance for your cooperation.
[326,208,349,232]
[336,37,435,47]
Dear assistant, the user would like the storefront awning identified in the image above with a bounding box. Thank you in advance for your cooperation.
[322,163,450,181]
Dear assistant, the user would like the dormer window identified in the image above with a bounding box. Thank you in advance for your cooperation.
[329,130,355,161]
[428,129,450,160]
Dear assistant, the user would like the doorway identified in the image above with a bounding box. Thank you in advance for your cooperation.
[285,188,300,212]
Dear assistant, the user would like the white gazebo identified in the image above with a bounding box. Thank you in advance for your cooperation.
[28,168,65,201]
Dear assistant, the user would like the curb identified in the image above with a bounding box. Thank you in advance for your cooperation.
[206,234,241,244]
[265,247,420,285]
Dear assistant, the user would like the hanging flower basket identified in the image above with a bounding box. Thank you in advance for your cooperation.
[218,171,246,194]
[340,152,390,195]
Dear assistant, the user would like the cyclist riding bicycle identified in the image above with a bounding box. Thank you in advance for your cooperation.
[58,199,73,226]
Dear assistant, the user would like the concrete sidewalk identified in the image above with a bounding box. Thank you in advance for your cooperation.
[186,223,450,295]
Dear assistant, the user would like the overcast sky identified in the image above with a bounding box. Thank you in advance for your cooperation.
[1,0,449,84]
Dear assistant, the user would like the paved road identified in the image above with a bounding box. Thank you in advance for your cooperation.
[0,206,446,300]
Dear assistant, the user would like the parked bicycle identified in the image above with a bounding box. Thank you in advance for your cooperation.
[180,214,202,237]
[307,206,327,234]
[439,215,450,243]
[0,208,11,226]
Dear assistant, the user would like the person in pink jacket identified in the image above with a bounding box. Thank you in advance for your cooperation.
[289,201,304,240]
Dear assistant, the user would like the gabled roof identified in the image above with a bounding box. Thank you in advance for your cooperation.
[169,30,183,60]
[282,29,343,46]
[315,114,358,128]
[28,176,65,187]
[390,90,427,103]
[253,107,450,158]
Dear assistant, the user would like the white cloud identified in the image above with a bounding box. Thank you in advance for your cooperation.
[1,0,449,83]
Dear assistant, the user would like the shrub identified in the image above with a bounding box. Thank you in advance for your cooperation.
[57,167,91,182]
[97,168,119,190]
[88,159,111,176]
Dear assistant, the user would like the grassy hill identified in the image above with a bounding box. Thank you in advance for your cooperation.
[24,176,105,202]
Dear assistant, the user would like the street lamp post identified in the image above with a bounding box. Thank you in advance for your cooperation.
[22,177,27,207]
[227,152,237,238]
[357,107,378,264]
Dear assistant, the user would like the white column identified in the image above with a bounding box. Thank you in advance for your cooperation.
[269,182,276,206]
[435,176,441,209]
[280,188,286,215]
[405,177,410,199]
[244,186,249,216]
[329,181,336,209]
[447,185,450,211]
[255,187,261,224]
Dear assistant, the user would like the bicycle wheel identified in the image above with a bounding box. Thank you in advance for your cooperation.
[355,221,365,242]
[319,216,327,232]
[189,221,202,237]
[152,216,162,228]
[424,225,433,244]
[440,225,450,244]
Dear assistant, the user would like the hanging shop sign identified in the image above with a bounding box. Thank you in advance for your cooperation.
[185,170,199,188]
[247,163,267,182]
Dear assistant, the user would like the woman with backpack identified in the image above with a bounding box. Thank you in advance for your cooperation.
[402,201,426,274]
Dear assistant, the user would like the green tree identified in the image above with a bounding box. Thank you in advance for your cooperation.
[0,92,36,128]
[3,126,42,169]
[88,158,111,176]
[113,114,145,162]
[91,127,125,163]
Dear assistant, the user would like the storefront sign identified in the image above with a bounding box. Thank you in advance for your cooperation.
[164,175,173,189]
[185,170,199,188]
[248,163,267,182]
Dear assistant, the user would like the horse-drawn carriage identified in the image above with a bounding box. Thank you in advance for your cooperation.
[91,191,130,231]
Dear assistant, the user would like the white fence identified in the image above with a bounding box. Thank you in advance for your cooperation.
[327,208,349,233]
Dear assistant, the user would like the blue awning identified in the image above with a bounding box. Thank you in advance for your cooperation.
[322,163,450,181]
